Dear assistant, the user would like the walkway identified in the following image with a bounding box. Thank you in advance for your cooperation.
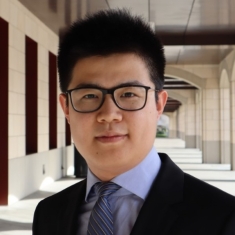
[154,138,235,196]
[0,177,82,235]
[1,138,235,234]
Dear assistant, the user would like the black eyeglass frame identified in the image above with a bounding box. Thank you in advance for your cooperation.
[65,85,160,113]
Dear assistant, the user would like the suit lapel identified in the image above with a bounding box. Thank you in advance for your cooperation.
[58,179,87,235]
[54,153,184,235]
[130,153,184,235]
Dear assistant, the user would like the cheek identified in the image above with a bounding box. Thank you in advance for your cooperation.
[144,106,158,130]
[69,113,92,139]
[128,109,157,135]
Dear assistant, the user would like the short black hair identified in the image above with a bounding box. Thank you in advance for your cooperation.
[58,9,165,93]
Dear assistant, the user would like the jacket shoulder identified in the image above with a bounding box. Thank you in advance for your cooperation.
[33,179,86,235]
[38,178,86,207]
[184,173,235,207]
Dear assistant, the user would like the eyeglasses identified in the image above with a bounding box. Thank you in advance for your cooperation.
[65,85,159,113]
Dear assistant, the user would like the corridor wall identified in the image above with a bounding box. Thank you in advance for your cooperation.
[165,49,235,168]
[0,0,70,205]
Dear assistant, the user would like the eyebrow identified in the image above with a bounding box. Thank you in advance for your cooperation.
[73,80,145,89]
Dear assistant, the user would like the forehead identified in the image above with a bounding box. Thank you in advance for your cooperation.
[69,53,153,89]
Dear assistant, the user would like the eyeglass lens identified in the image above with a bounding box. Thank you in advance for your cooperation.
[70,86,147,112]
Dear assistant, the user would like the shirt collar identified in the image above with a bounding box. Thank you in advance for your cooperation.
[85,147,161,201]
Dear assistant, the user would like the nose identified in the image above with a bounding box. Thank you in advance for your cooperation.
[96,95,123,123]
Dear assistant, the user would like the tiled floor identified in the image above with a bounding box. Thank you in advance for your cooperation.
[0,177,82,235]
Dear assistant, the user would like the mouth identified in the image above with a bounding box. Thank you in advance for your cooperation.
[95,133,128,143]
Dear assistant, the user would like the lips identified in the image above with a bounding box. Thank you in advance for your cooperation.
[95,132,127,143]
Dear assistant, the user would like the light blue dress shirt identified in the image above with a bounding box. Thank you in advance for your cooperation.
[76,147,161,235]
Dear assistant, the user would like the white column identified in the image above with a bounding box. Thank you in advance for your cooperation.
[178,105,186,141]
[195,90,202,150]
[220,87,230,164]
[230,80,235,169]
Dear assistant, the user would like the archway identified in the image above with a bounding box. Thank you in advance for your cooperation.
[164,67,203,149]
[165,66,205,90]
[165,91,187,140]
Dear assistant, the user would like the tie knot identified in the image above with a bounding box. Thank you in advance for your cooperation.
[94,182,120,198]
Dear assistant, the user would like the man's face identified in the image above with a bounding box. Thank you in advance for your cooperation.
[59,53,167,181]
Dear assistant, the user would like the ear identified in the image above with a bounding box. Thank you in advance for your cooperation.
[156,90,168,120]
[59,93,70,124]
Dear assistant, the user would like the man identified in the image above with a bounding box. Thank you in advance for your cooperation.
[33,9,235,235]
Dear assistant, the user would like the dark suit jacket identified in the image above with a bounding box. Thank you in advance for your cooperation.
[33,153,235,235]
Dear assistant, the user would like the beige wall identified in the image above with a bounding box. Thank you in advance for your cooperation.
[0,0,69,204]
[1,0,61,159]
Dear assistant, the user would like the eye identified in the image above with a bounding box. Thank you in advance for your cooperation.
[121,92,136,98]
[83,94,98,99]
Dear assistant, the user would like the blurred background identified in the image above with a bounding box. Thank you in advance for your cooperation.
[0,0,235,233]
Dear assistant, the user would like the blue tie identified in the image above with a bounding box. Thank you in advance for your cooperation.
[87,182,121,235]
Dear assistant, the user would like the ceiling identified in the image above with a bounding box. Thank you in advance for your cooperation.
[164,97,182,112]
[18,0,235,65]
[18,0,235,111]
